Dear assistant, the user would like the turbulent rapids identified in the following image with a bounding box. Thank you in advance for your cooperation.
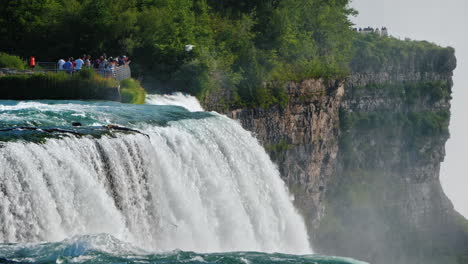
[0,96,366,264]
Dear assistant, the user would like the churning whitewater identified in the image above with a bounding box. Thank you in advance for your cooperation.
[0,95,311,255]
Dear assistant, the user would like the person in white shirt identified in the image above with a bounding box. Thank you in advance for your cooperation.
[74,57,84,70]
[58,59,65,71]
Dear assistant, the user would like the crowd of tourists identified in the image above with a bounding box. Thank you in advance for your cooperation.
[57,54,130,73]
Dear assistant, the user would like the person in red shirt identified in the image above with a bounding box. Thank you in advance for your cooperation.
[29,56,36,70]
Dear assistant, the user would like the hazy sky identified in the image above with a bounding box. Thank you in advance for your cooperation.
[350,0,468,218]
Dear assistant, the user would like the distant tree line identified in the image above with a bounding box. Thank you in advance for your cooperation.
[0,0,356,107]
[350,34,456,74]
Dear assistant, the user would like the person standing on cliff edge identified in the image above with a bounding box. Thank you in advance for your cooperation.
[29,56,36,70]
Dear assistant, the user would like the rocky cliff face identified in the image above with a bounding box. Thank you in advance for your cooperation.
[216,79,344,234]
[202,58,468,264]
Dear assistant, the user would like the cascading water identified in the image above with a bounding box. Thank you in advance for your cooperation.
[145,92,204,112]
[0,96,367,264]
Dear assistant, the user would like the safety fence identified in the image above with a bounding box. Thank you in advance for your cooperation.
[0,62,131,82]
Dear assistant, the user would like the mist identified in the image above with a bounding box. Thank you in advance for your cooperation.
[350,0,468,218]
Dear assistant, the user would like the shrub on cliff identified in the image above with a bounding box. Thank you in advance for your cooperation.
[0,53,26,69]
[120,78,146,104]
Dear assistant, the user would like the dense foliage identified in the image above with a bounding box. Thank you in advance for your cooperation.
[0,0,456,108]
[0,0,356,107]
[120,78,146,104]
[0,53,26,69]
[350,34,456,73]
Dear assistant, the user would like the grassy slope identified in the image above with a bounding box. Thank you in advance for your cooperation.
[120,78,146,104]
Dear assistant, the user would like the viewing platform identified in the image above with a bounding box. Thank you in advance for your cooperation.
[0,63,137,102]
[0,63,132,82]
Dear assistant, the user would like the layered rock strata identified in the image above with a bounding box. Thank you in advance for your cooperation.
[221,79,344,233]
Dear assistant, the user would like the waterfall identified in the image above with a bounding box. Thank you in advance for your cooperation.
[145,93,204,112]
[0,98,311,254]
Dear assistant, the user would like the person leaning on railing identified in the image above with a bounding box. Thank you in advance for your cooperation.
[63,58,73,73]
[94,57,101,69]
[58,58,65,71]
[74,57,84,71]
[99,56,108,72]
[84,55,92,68]
[105,58,117,78]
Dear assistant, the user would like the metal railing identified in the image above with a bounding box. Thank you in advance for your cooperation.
[37,61,59,71]
[96,65,131,81]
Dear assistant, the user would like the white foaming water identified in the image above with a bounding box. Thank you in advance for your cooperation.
[146,93,204,112]
[0,113,311,254]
